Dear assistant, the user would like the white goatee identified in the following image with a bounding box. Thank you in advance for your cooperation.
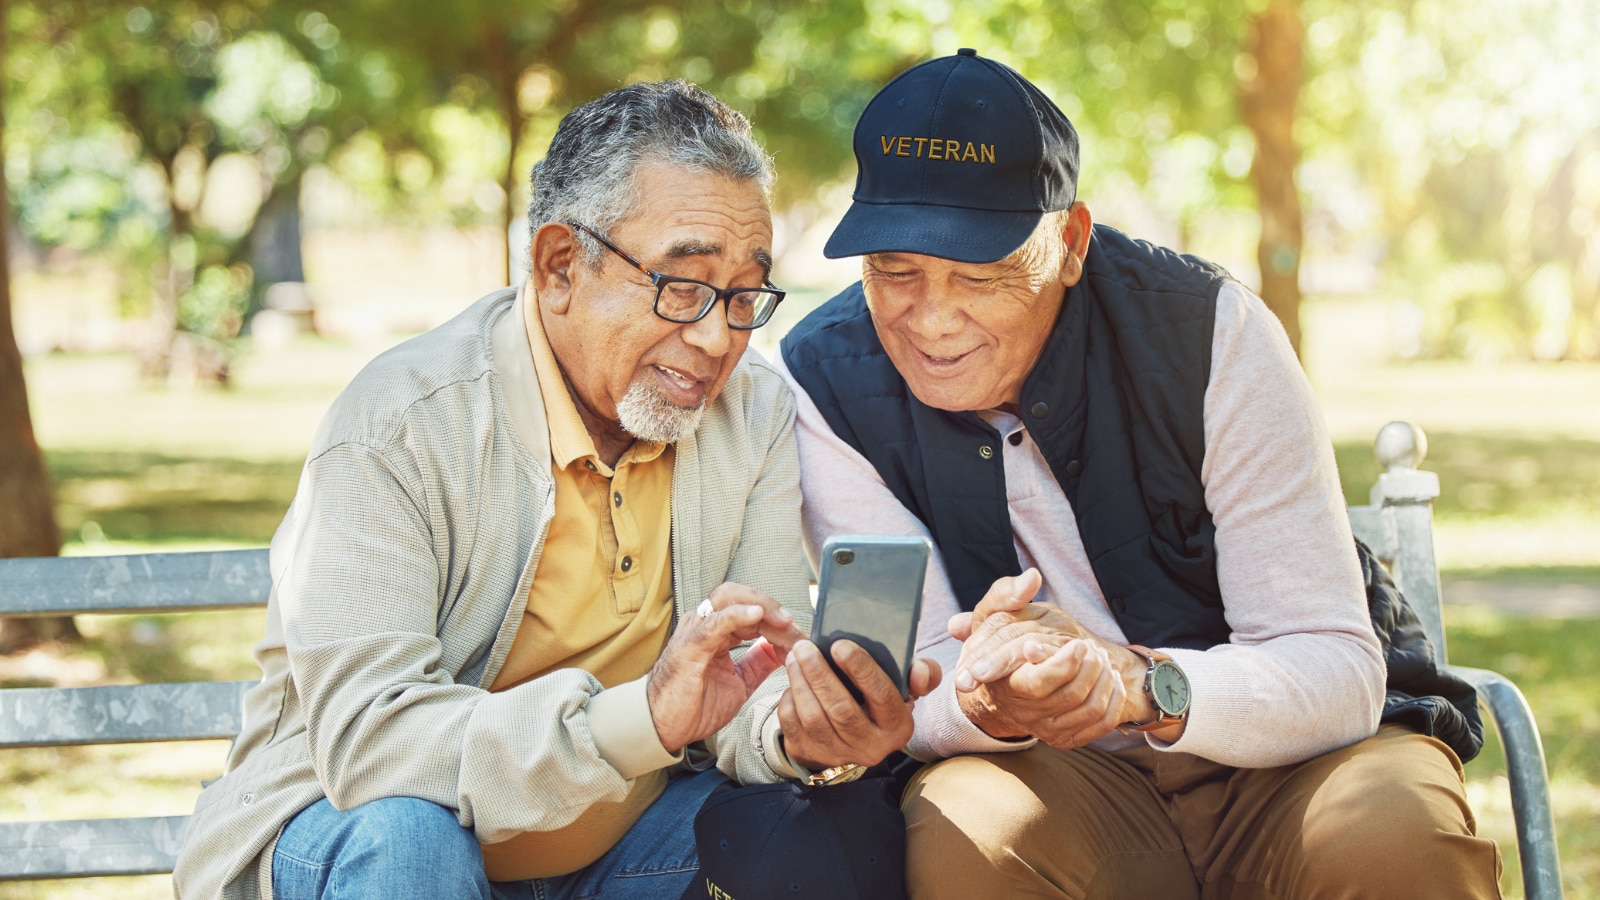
[616,375,705,443]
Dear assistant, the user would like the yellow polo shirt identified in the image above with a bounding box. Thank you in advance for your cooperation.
[480,297,676,881]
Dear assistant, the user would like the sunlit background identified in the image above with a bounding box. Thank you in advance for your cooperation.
[3,0,1599,897]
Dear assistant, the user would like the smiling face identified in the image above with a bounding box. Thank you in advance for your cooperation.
[860,204,1093,412]
[532,159,773,459]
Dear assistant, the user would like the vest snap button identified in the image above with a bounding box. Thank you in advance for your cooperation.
[979,445,994,460]
[1065,459,1083,477]
[1030,401,1050,419]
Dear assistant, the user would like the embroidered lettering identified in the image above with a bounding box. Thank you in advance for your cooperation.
[879,135,999,164]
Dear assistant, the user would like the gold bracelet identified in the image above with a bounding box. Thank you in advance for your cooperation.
[808,763,867,786]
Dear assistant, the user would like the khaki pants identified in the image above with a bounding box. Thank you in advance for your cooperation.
[903,724,1502,899]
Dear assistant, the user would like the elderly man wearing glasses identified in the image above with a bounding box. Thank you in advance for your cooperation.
[175,80,936,900]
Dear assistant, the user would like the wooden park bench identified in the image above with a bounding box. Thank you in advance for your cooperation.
[0,422,1564,898]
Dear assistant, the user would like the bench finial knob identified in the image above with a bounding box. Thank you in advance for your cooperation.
[1375,420,1427,472]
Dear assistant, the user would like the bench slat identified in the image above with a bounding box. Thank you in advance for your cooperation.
[0,681,256,748]
[0,550,271,617]
[0,815,188,879]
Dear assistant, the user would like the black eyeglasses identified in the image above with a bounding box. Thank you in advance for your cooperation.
[567,221,785,330]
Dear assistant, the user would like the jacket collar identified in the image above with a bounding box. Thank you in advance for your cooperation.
[492,281,552,471]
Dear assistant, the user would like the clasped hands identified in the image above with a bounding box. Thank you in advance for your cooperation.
[644,582,940,773]
[951,568,1160,750]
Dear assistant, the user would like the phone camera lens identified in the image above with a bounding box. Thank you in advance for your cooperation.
[833,549,855,566]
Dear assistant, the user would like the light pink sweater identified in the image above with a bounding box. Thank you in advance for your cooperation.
[775,281,1385,768]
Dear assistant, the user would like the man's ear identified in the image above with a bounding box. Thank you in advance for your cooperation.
[530,222,578,314]
[1058,202,1094,287]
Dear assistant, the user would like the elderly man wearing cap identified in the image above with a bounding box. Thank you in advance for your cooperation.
[777,49,1500,898]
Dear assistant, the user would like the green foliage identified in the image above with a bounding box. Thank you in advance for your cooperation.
[6,125,158,252]
[7,0,1600,359]
[1305,0,1600,360]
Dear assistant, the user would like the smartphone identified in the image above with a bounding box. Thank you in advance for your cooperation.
[811,534,931,701]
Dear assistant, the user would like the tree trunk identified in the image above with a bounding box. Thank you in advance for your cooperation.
[1239,0,1305,359]
[483,26,524,287]
[141,155,200,380]
[0,0,77,653]
[247,175,307,321]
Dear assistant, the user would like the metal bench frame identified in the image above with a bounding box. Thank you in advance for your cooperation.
[0,423,1563,896]
[1347,422,1561,899]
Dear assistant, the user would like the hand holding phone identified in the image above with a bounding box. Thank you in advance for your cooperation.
[811,535,930,702]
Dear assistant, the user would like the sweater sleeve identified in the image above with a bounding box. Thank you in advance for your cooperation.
[1155,282,1385,767]
[773,354,1036,762]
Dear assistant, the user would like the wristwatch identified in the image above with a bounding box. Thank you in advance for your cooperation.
[1121,644,1191,733]
[808,763,868,786]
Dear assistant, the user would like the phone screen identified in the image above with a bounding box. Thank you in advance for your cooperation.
[812,535,931,700]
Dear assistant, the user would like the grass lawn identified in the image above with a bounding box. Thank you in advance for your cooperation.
[4,292,1599,897]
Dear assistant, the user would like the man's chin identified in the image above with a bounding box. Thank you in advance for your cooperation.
[617,383,705,443]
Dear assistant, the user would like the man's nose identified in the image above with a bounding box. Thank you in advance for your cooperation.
[905,292,963,339]
[681,301,733,357]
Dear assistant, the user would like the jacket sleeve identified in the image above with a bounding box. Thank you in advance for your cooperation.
[698,363,819,784]
[276,438,650,843]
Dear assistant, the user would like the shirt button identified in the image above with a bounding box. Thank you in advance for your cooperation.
[979,445,994,460]
[613,492,623,507]
[1008,432,1023,446]
[1030,401,1050,419]
[1065,459,1083,477]
[620,556,633,572]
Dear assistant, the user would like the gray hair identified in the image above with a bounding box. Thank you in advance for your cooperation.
[528,80,775,268]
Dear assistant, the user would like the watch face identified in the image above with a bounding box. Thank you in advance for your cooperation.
[1150,660,1191,717]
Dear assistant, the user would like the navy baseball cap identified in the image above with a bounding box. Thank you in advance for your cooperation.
[825,48,1080,264]
[679,778,907,900]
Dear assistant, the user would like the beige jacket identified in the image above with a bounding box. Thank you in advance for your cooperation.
[173,288,811,898]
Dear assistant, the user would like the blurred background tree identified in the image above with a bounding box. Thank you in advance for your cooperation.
[0,0,74,652]
[1308,0,1600,361]
[7,0,1598,368]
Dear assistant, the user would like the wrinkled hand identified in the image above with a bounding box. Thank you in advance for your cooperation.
[646,583,807,754]
[777,639,941,772]
[951,569,1145,749]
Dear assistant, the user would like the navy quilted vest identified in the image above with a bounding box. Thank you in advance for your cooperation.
[782,224,1233,650]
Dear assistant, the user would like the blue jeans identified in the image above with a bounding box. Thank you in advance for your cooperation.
[272,768,728,900]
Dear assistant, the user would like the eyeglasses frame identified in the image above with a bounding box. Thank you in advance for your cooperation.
[565,221,785,330]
